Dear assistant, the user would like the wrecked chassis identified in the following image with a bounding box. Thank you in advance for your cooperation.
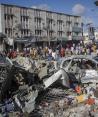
[60,55,98,84]
[0,57,71,115]
[0,62,70,100]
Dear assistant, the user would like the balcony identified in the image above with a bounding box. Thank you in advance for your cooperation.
[21,15,30,19]
[5,13,15,17]
[34,16,43,21]
[66,21,72,24]
[58,30,64,33]
[48,26,55,31]
[47,18,55,23]
[72,27,82,33]
[35,26,43,30]
[57,19,64,23]
[72,36,83,40]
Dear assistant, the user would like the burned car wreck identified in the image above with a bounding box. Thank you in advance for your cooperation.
[60,55,98,84]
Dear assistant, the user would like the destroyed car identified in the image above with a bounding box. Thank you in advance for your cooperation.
[60,55,98,84]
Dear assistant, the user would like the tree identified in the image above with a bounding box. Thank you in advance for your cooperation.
[94,1,98,6]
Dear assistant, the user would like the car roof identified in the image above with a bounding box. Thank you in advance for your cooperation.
[61,55,98,64]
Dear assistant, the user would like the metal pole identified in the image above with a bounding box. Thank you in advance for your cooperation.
[82,23,84,37]
[13,29,15,50]
[48,30,50,46]
[13,40,14,50]
[48,20,50,46]
[61,38,62,48]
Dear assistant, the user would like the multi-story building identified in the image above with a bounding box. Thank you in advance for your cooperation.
[0,3,83,48]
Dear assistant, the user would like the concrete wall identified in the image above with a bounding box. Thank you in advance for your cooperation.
[0,4,83,40]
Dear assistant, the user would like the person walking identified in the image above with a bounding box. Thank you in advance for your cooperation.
[52,50,56,60]
[60,47,65,57]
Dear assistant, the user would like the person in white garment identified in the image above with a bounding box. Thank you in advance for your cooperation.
[52,50,56,60]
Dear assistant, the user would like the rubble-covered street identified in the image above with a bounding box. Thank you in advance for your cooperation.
[0,53,98,117]
[1,0,98,116]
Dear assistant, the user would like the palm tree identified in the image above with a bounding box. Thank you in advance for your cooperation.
[94,0,98,6]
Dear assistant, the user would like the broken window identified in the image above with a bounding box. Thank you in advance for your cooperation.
[68,58,81,73]
[62,59,71,68]
[81,59,96,70]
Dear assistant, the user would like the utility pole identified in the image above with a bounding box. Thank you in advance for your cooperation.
[86,23,95,40]
[81,23,84,37]
[47,18,50,46]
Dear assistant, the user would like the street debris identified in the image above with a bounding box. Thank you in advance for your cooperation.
[0,55,98,116]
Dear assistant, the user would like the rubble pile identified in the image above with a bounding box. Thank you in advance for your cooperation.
[1,54,98,116]
[13,56,32,71]
[30,87,98,117]
[0,85,39,116]
[31,88,76,117]
[31,88,98,117]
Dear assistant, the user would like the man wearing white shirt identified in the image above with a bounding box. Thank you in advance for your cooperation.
[52,50,56,60]
[48,48,52,55]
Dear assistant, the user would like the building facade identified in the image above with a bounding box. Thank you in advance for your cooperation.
[0,3,83,43]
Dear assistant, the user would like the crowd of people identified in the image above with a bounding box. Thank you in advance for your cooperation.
[3,41,98,60]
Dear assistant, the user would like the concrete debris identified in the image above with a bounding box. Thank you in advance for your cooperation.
[1,55,98,116]
[30,87,98,117]
[14,87,38,113]
[13,56,32,71]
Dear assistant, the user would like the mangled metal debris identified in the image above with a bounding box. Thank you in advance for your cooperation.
[60,55,98,83]
[43,69,70,88]
[1,55,98,116]
[0,57,70,115]
[12,56,32,71]
[14,86,38,113]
